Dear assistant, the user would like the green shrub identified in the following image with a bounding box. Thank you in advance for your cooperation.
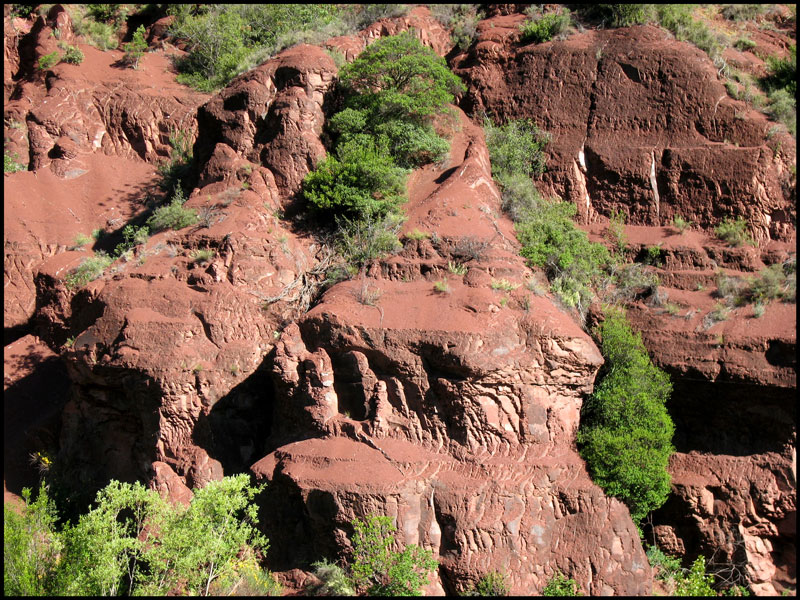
[720,4,767,21]
[348,514,438,596]
[733,37,757,51]
[338,31,465,123]
[158,128,195,196]
[304,137,409,219]
[87,4,127,24]
[310,559,356,596]
[674,556,716,596]
[542,570,582,596]
[433,279,450,294]
[405,228,430,241]
[646,544,683,582]
[609,263,660,302]
[519,8,572,44]
[577,307,674,523]
[146,193,198,232]
[484,118,550,181]
[763,46,797,96]
[605,209,628,254]
[38,51,60,70]
[590,4,656,27]
[431,4,480,51]
[766,88,796,136]
[335,212,404,270]
[714,217,753,247]
[742,262,796,304]
[4,483,62,596]
[122,24,148,69]
[491,278,519,291]
[190,248,215,264]
[73,233,92,248]
[494,171,543,222]
[69,6,119,51]
[516,199,610,313]
[4,151,26,173]
[463,570,510,596]
[61,44,84,64]
[672,214,692,233]
[65,252,113,289]
[655,4,728,64]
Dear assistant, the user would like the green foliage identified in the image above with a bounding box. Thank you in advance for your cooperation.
[338,31,465,123]
[644,244,664,267]
[714,217,754,247]
[609,263,660,302]
[65,251,113,289]
[123,25,148,69]
[433,279,450,294]
[4,475,270,596]
[766,89,797,136]
[740,261,796,305]
[646,544,683,582]
[542,570,582,596]
[310,559,356,596]
[577,307,674,523]
[672,214,692,233]
[763,46,797,97]
[590,4,656,27]
[113,224,149,257]
[38,51,60,70]
[463,570,510,596]
[87,4,126,24]
[720,4,767,21]
[190,248,215,264]
[73,233,92,248]
[654,4,728,64]
[519,8,572,44]
[61,44,84,64]
[605,209,628,254]
[158,128,194,196]
[483,118,550,181]
[4,151,26,173]
[171,8,250,92]
[304,137,409,219]
[334,212,404,272]
[733,37,756,51]
[431,4,481,51]
[516,199,610,312]
[405,228,430,241]
[4,483,62,596]
[491,278,519,291]
[674,556,716,596]
[147,198,198,232]
[69,5,119,50]
[349,514,438,596]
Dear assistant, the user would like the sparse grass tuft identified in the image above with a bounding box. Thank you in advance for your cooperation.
[65,251,113,289]
[190,248,215,264]
[448,260,467,276]
[672,215,692,234]
[433,279,450,294]
[405,228,430,241]
[73,233,92,248]
[714,217,754,247]
[491,278,520,291]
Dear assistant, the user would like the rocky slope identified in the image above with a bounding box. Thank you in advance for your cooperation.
[4,4,796,596]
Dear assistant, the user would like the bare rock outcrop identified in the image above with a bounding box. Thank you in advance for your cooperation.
[453,22,795,244]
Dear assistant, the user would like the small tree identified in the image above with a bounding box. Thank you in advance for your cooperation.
[348,514,438,596]
[542,570,582,596]
[123,24,148,69]
[577,307,674,523]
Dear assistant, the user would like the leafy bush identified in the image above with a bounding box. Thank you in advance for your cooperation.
[483,118,551,182]
[304,137,409,219]
[431,4,481,51]
[674,556,716,596]
[720,4,767,21]
[577,307,674,523]
[673,214,692,233]
[348,514,438,596]
[655,4,729,64]
[69,5,119,50]
[310,559,356,596]
[61,44,84,64]
[338,31,465,123]
[334,212,404,270]
[714,217,753,247]
[646,544,683,582]
[65,252,114,289]
[38,51,60,70]
[4,483,62,596]
[146,191,198,232]
[519,8,572,44]
[741,261,796,304]
[516,200,610,313]
[609,263,660,302]
[4,151,26,173]
[542,570,582,596]
[733,37,757,51]
[463,570,510,596]
[4,475,270,596]
[123,24,148,69]
[766,89,796,136]
[589,4,656,27]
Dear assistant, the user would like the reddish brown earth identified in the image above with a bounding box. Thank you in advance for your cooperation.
[3,4,796,596]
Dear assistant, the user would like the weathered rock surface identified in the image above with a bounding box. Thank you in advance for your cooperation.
[453,21,796,244]
[252,113,651,595]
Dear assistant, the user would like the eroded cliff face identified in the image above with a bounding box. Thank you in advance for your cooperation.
[4,4,796,596]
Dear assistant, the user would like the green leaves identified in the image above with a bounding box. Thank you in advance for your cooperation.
[349,514,438,596]
[3,475,270,596]
[577,308,674,523]
[338,32,465,122]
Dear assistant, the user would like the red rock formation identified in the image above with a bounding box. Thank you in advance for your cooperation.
[453,23,796,244]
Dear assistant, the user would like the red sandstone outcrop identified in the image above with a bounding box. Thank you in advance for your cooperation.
[453,21,796,244]
[253,113,650,595]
